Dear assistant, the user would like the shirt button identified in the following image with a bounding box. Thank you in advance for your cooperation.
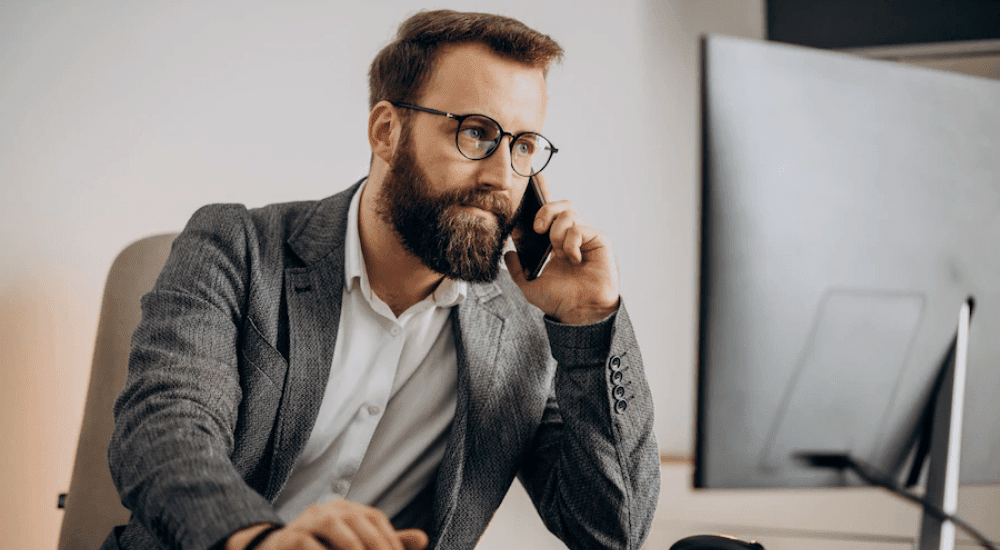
[390,326,401,336]
[366,404,382,416]
[332,480,349,494]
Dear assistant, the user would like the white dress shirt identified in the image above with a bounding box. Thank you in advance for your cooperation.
[273,183,464,522]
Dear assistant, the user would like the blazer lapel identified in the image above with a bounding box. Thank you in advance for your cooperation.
[431,283,505,541]
[264,181,360,498]
[430,279,556,548]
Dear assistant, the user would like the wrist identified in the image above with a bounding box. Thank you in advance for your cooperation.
[554,299,620,326]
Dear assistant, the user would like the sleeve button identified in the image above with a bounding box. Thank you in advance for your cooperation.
[608,355,622,371]
[613,385,626,399]
[615,399,628,413]
[611,370,624,384]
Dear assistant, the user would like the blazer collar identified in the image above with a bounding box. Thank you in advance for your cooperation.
[286,179,363,267]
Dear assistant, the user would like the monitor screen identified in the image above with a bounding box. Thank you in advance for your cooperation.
[695,35,1000,489]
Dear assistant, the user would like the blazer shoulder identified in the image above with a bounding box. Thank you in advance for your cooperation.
[182,179,360,271]
[181,200,315,241]
[247,199,322,241]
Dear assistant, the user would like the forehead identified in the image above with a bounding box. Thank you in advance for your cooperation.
[418,42,548,132]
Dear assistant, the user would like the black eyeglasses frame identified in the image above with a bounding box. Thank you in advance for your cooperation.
[390,101,558,177]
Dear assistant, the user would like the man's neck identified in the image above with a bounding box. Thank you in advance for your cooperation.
[357,182,445,318]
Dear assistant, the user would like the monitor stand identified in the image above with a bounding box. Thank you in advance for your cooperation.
[918,300,972,550]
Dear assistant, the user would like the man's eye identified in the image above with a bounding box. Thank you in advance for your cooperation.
[461,127,486,140]
[514,140,535,155]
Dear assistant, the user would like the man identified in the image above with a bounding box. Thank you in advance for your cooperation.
[104,10,659,550]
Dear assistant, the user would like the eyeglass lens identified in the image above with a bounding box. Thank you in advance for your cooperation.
[457,115,553,177]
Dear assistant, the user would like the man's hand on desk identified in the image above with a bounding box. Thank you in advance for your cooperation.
[226,499,428,550]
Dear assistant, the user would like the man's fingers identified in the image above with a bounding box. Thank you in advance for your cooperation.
[315,517,367,550]
[260,528,328,550]
[373,512,406,550]
[533,199,573,234]
[397,529,429,550]
[340,512,398,550]
[538,204,573,247]
[554,221,589,264]
[546,210,596,265]
[290,499,428,550]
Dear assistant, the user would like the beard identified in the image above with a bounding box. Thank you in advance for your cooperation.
[376,130,517,283]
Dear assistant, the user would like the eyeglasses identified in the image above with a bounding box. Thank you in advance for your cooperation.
[392,102,558,177]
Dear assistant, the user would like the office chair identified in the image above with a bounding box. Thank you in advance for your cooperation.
[57,234,177,550]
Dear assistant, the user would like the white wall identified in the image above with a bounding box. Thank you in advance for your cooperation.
[0,1,764,548]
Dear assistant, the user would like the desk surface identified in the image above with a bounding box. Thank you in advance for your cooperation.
[475,461,1000,549]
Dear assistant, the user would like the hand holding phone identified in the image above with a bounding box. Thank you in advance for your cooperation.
[506,174,620,325]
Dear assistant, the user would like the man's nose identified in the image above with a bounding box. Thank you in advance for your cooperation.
[477,138,518,191]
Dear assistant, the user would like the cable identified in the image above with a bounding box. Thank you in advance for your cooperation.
[797,453,998,550]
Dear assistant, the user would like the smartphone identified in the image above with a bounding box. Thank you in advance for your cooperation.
[513,177,552,280]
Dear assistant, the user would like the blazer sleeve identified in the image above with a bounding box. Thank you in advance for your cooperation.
[108,204,283,550]
[517,303,660,550]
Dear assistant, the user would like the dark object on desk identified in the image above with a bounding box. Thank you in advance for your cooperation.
[670,534,764,550]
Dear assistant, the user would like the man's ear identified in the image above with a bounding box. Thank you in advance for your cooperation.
[369,100,401,164]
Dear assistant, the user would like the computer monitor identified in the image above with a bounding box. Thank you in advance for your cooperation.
[694,35,1000,494]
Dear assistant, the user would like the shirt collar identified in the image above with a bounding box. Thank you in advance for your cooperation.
[344,181,467,308]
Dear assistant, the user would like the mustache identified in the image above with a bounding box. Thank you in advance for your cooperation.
[441,188,514,221]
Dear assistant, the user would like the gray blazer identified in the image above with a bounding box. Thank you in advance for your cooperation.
[104,181,659,550]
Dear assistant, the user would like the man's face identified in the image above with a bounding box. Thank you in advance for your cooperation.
[377,124,515,282]
[377,42,549,282]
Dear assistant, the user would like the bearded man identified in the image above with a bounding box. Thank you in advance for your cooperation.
[103,10,659,550]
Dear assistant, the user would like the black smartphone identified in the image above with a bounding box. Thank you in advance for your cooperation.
[512,176,552,280]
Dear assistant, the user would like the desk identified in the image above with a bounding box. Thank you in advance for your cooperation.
[475,460,1000,549]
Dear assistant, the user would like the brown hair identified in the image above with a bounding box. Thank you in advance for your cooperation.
[368,10,563,110]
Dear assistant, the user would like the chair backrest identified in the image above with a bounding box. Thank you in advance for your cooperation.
[58,233,177,550]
